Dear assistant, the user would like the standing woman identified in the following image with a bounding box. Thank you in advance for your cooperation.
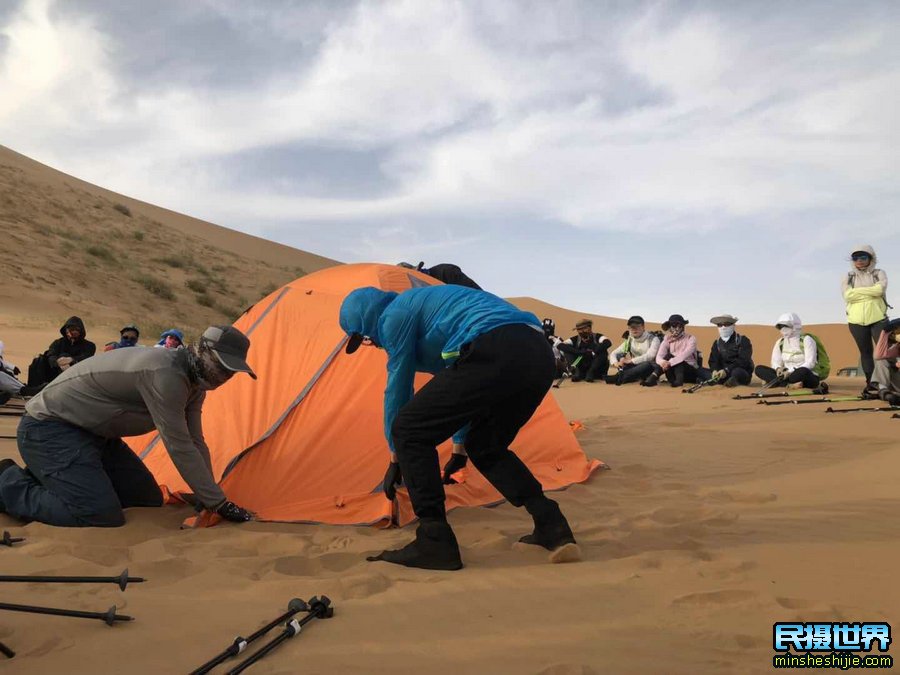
[842,245,889,390]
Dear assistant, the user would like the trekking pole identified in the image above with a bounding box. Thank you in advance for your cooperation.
[682,378,716,394]
[0,602,133,625]
[760,396,861,407]
[0,531,25,547]
[0,410,23,417]
[189,598,310,675]
[0,640,13,659]
[552,356,582,389]
[225,596,334,675]
[825,406,900,414]
[0,568,144,591]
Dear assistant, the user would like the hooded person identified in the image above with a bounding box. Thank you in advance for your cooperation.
[842,244,889,389]
[0,326,257,528]
[754,313,828,392]
[0,340,24,404]
[104,324,141,351]
[397,261,482,290]
[644,314,708,387]
[707,315,754,387]
[607,316,661,385]
[47,316,96,374]
[557,319,612,383]
[870,317,900,405]
[155,328,185,350]
[339,285,579,571]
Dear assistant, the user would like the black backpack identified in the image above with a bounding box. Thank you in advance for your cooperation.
[27,351,55,390]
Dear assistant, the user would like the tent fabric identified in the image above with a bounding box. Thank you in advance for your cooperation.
[127,263,604,527]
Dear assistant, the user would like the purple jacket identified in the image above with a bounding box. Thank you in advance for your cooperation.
[656,333,698,367]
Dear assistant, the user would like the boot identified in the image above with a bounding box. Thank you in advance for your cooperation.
[367,519,463,570]
[519,498,577,550]
[641,373,659,387]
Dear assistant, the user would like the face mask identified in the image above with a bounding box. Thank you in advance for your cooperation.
[669,326,684,338]
[189,344,234,390]
[780,326,793,338]
[718,326,735,340]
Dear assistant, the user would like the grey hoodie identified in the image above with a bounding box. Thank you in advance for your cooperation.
[26,346,226,508]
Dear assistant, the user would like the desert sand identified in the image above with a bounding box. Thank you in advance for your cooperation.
[1,150,896,674]
[2,317,897,674]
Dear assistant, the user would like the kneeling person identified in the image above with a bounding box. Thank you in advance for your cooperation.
[340,285,578,570]
[0,326,257,527]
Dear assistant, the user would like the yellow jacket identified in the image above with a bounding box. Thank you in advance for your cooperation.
[842,245,888,326]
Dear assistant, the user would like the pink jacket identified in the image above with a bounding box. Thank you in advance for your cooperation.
[656,333,698,367]
[874,331,899,361]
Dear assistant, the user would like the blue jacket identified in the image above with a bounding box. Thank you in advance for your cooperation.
[339,285,541,450]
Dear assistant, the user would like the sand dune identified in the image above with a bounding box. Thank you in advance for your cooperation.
[1,149,895,674]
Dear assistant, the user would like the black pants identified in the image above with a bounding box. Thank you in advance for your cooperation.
[651,362,707,387]
[391,324,554,521]
[567,351,608,381]
[849,320,888,383]
[608,361,654,385]
[755,365,820,389]
[722,367,752,385]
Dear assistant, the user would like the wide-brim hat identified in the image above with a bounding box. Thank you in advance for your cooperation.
[710,314,738,325]
[662,314,688,330]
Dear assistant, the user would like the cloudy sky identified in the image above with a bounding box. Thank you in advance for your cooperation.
[2,0,897,323]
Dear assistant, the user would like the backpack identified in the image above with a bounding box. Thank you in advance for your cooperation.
[27,351,55,389]
[779,333,830,379]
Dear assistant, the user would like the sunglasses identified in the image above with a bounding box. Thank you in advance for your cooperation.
[852,254,871,261]
[715,323,735,328]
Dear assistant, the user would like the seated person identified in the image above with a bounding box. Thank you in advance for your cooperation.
[155,328,185,349]
[869,318,900,404]
[46,316,96,378]
[398,262,481,290]
[0,340,24,405]
[754,313,828,392]
[103,325,141,351]
[707,314,754,387]
[644,314,707,387]
[607,316,661,385]
[557,319,612,383]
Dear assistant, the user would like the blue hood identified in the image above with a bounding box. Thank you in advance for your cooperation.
[339,287,399,345]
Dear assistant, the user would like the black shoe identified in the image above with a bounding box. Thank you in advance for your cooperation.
[584,375,595,383]
[0,392,9,406]
[879,390,900,406]
[367,519,463,570]
[520,498,576,550]
[813,382,830,395]
[724,377,738,388]
[641,373,659,387]
[860,383,879,400]
[570,374,584,382]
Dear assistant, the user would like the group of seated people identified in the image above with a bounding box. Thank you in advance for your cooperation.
[0,317,184,403]
[542,312,841,394]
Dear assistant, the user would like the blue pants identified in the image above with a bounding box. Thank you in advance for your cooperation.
[0,416,162,527]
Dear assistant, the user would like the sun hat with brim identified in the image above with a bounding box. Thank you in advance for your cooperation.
[710,315,738,325]
[201,326,256,379]
[346,333,365,354]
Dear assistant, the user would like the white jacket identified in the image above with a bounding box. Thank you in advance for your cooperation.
[610,330,661,365]
[770,313,817,371]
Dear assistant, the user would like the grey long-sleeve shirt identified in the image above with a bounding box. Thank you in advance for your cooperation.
[26,346,226,508]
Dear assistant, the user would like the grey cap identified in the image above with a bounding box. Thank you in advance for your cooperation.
[710,314,738,325]
[201,326,257,379]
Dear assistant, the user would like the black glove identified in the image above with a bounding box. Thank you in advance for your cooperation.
[13,366,20,376]
[442,453,468,484]
[383,462,403,500]
[216,500,254,522]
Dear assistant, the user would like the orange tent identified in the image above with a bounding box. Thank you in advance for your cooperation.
[128,263,603,527]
